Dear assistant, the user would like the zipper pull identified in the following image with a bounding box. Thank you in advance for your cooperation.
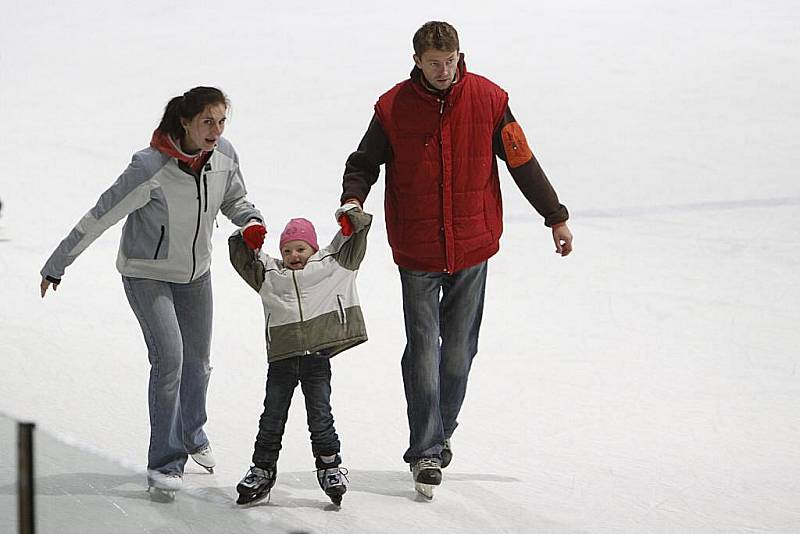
[439,98,444,114]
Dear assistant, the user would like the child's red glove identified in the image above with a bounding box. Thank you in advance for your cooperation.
[338,213,354,237]
[242,222,267,250]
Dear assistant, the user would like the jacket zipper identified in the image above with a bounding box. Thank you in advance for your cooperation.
[153,225,165,259]
[189,175,201,281]
[291,270,310,354]
[291,271,304,322]
[438,96,452,273]
[203,174,208,213]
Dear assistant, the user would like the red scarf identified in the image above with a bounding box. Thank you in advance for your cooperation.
[150,130,211,173]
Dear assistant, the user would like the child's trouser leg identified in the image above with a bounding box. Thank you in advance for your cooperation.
[300,355,340,460]
[252,357,300,467]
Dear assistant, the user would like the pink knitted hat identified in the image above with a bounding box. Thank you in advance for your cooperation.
[279,218,319,251]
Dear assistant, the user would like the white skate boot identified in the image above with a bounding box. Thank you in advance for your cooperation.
[147,470,182,501]
[191,444,216,473]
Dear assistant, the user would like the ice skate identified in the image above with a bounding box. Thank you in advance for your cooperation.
[441,438,453,469]
[190,443,216,473]
[147,470,182,501]
[411,458,442,500]
[316,457,349,506]
[236,465,276,506]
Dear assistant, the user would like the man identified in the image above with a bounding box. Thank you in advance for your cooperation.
[340,21,573,497]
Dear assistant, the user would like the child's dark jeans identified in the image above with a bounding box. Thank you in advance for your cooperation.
[252,353,340,467]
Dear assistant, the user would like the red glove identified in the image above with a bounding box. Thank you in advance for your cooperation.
[242,223,267,250]
[338,213,354,237]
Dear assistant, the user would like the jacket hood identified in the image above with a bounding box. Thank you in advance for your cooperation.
[150,130,210,172]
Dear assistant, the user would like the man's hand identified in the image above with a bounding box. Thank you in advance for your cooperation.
[242,220,267,250]
[552,223,573,257]
[335,203,361,237]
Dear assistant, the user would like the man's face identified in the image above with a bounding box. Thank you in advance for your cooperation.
[414,48,459,91]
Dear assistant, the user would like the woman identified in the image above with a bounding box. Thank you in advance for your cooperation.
[39,86,268,498]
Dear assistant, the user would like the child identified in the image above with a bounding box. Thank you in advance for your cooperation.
[228,204,371,506]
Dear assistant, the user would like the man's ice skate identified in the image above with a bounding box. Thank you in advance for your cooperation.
[147,470,182,502]
[316,457,349,506]
[236,465,276,506]
[441,438,453,468]
[190,443,216,473]
[411,458,442,500]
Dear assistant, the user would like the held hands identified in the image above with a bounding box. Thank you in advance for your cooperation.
[336,202,362,237]
[552,223,573,256]
[242,220,267,250]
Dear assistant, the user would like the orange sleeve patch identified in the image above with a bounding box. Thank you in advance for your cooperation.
[501,122,533,168]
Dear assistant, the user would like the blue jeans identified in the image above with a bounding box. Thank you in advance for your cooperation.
[252,354,340,467]
[399,261,487,464]
[123,271,213,475]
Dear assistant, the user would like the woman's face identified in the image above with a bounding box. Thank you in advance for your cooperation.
[181,103,227,152]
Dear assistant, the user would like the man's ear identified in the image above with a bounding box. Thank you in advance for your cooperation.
[413,54,421,68]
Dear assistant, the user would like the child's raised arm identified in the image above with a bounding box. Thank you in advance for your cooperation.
[330,204,372,270]
[228,232,266,291]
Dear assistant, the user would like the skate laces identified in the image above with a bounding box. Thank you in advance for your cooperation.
[415,458,441,471]
[245,466,274,484]
[317,466,349,487]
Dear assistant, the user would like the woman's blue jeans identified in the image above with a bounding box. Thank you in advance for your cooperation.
[399,261,487,464]
[123,271,212,475]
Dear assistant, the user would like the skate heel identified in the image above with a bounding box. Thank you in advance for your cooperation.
[411,458,442,500]
[146,470,182,502]
[191,444,216,474]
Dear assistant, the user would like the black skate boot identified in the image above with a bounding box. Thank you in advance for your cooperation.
[236,464,276,506]
[440,438,453,469]
[411,457,442,500]
[316,454,348,506]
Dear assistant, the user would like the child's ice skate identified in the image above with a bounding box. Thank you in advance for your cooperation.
[316,456,348,506]
[147,470,182,501]
[190,443,216,473]
[411,458,442,500]
[236,465,276,506]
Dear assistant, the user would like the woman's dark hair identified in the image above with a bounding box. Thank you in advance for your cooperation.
[157,86,229,138]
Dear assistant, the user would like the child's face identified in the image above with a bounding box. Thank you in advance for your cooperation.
[281,240,315,270]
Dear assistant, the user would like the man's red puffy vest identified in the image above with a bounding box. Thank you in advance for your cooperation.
[375,64,509,273]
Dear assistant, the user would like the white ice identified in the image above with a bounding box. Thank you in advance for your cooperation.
[1,1,799,532]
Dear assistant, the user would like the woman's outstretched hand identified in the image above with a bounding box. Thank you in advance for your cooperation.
[40,277,59,298]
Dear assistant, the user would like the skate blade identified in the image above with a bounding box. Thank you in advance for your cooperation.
[191,458,215,473]
[236,489,271,507]
[415,482,435,500]
[147,486,176,502]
